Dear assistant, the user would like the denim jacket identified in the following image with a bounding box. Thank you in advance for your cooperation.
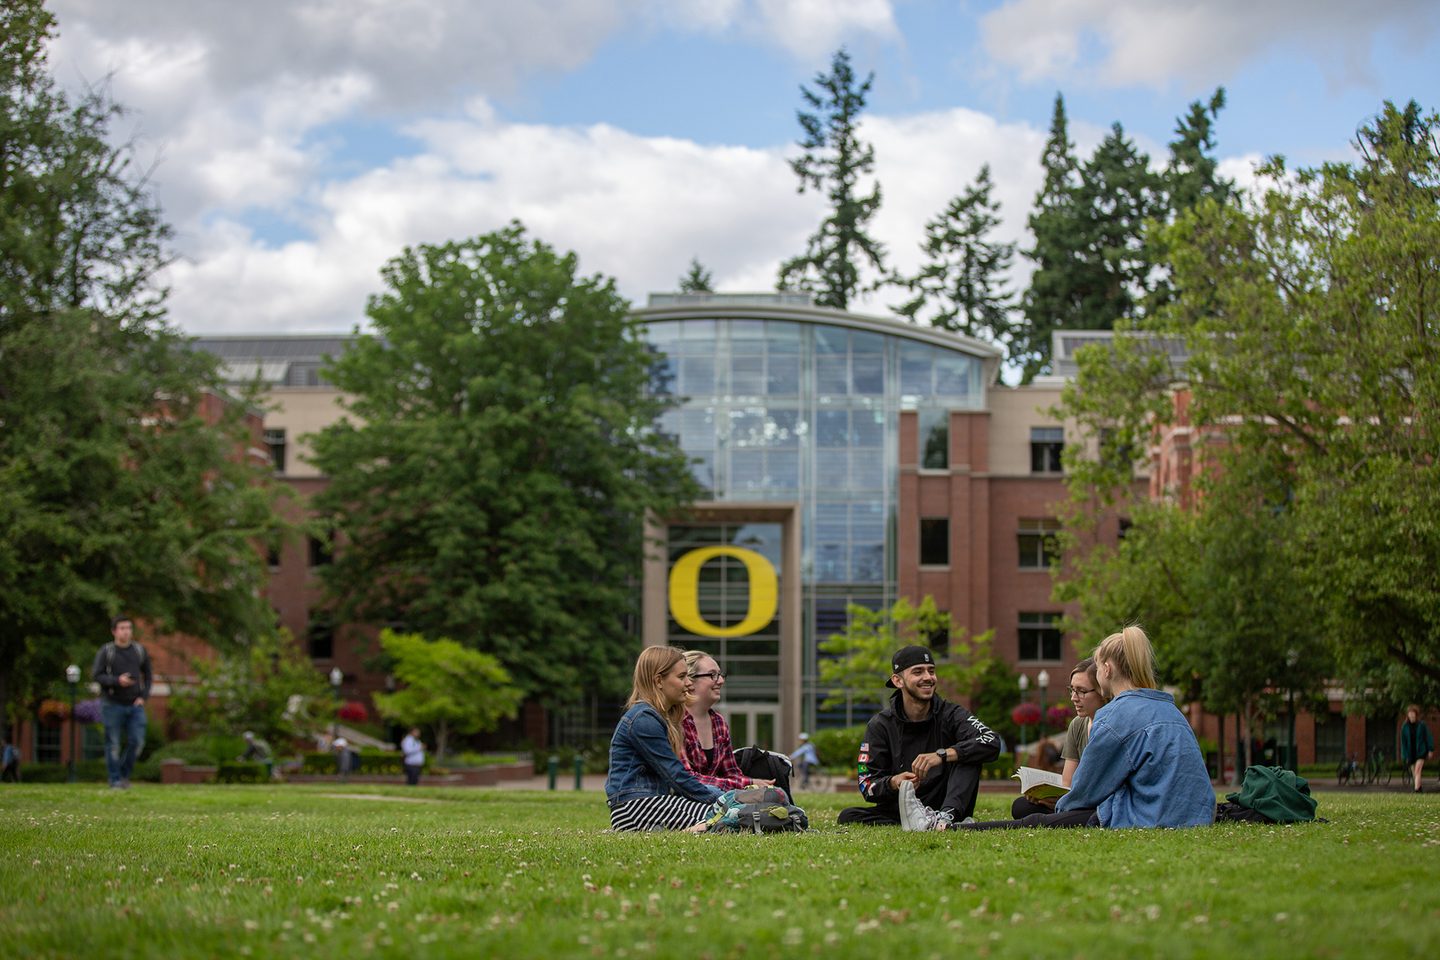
[1056,688,1215,828]
[604,702,723,809]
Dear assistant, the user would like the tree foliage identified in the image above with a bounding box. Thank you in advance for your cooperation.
[310,222,698,704]
[677,257,714,293]
[894,163,1015,343]
[0,1,286,726]
[1057,99,1440,710]
[169,630,333,746]
[776,48,886,309]
[370,630,524,759]
[818,596,992,712]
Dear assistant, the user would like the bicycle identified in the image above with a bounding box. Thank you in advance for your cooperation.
[1337,753,1362,787]
[1362,747,1393,787]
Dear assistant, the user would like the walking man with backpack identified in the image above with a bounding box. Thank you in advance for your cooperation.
[91,615,151,790]
[838,645,1000,830]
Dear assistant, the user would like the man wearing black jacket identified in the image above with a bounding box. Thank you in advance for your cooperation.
[838,645,999,830]
[91,616,152,790]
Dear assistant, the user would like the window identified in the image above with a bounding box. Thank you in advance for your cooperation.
[33,723,61,763]
[264,428,286,474]
[1018,519,1060,569]
[266,544,281,569]
[920,517,949,566]
[1030,426,1064,474]
[919,409,948,470]
[309,536,332,567]
[307,613,334,660]
[1018,612,1062,661]
[1117,518,1133,541]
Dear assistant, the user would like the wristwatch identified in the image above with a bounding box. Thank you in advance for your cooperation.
[936,749,947,764]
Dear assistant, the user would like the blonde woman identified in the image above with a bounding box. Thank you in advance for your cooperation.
[604,647,722,831]
[681,650,773,791]
[1052,626,1215,828]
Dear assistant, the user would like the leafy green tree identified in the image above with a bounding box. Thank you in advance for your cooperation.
[677,257,714,293]
[169,630,333,747]
[1057,100,1440,708]
[310,222,698,703]
[776,48,886,309]
[371,630,524,759]
[0,1,287,727]
[818,596,992,724]
[967,656,1022,749]
[894,164,1015,343]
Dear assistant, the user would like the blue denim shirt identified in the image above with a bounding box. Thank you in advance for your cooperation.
[1056,688,1216,828]
[604,702,723,808]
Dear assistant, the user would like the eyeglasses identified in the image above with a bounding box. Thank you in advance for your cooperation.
[691,671,726,682]
[1068,685,1098,697]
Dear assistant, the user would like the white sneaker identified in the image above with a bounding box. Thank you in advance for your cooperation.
[899,780,945,831]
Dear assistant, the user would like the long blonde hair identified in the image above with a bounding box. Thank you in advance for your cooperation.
[1094,625,1157,691]
[626,646,689,759]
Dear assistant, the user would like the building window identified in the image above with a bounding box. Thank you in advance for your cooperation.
[920,517,949,566]
[1030,426,1064,474]
[1018,612,1063,662]
[919,408,948,470]
[1018,519,1060,569]
[266,544,281,569]
[264,428,286,474]
[1117,518,1133,541]
[309,536,332,567]
[1099,427,1134,471]
[307,613,334,660]
[33,723,61,763]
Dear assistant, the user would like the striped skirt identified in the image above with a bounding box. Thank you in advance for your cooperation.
[609,795,714,832]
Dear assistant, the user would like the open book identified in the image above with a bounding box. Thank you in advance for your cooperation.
[1012,765,1069,801]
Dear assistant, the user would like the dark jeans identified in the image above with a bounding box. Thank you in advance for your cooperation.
[956,807,1099,831]
[838,762,984,825]
[101,702,147,786]
[404,763,422,786]
[2,761,19,783]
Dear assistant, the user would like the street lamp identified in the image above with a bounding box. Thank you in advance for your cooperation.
[329,667,343,742]
[1017,674,1030,749]
[65,664,81,783]
[1037,669,1050,728]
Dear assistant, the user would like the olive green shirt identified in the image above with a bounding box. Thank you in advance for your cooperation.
[1061,715,1091,763]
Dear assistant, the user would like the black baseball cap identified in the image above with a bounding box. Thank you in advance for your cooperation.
[886,645,935,687]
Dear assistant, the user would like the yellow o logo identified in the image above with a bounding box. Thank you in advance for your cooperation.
[668,546,778,637]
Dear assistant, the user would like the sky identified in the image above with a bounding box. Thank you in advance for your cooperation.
[43,0,1440,335]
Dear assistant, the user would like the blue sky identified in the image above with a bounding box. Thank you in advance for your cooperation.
[45,0,1440,334]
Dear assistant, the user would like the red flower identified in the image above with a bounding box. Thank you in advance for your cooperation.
[337,700,369,723]
[1047,704,1076,729]
[1011,702,1042,726]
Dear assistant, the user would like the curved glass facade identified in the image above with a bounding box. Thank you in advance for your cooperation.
[640,306,995,733]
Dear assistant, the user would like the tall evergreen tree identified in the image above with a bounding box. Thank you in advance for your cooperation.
[1015,94,1083,381]
[1148,88,1234,310]
[677,257,714,293]
[776,48,886,309]
[0,1,287,726]
[894,164,1015,343]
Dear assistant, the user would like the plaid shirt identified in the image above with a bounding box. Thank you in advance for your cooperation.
[681,710,751,790]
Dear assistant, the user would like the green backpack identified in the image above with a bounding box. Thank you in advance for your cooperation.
[1225,766,1318,823]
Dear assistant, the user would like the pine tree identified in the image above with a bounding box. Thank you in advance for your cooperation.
[776,48,886,310]
[1148,88,1234,310]
[894,164,1015,343]
[677,257,714,293]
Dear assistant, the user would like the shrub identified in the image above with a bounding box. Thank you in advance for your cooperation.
[807,725,866,772]
[216,762,269,784]
[151,734,244,765]
[300,750,405,775]
[533,743,610,775]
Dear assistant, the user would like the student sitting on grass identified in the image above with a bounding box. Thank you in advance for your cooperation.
[1010,657,1109,819]
[956,626,1215,831]
[681,650,774,792]
[605,647,722,832]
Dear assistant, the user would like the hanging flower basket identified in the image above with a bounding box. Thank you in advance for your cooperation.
[337,700,369,723]
[74,698,104,725]
[1011,702,1042,726]
[38,699,70,725]
[1047,704,1076,730]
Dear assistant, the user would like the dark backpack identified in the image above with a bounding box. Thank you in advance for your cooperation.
[705,786,809,834]
[734,745,794,798]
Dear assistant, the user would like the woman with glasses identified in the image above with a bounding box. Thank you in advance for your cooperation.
[1009,657,1108,819]
[680,650,775,791]
[604,646,722,831]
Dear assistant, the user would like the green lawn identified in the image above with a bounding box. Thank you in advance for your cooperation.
[2,785,1436,959]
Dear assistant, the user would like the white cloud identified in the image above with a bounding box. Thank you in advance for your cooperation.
[980,0,1439,91]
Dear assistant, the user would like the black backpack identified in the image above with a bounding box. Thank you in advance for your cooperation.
[734,744,794,798]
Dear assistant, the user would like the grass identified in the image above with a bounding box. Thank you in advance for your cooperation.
[2,785,1437,959]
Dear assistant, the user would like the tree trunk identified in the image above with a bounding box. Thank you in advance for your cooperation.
[436,720,448,761]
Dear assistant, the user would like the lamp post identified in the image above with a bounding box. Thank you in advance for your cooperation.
[1037,669,1050,733]
[1017,674,1030,750]
[65,664,81,783]
[329,667,343,742]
